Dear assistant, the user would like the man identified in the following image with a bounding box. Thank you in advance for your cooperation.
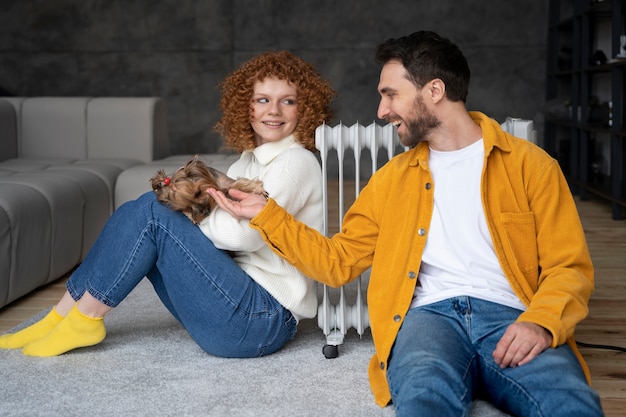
[209,31,604,416]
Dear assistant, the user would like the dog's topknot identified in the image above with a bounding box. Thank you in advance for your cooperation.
[150,156,220,224]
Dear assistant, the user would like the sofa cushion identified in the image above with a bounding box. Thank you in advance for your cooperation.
[0,175,84,282]
[49,161,139,213]
[42,169,112,259]
[0,158,78,172]
[86,97,169,163]
[19,97,91,159]
[0,183,52,306]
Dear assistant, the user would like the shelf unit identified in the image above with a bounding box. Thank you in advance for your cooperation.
[545,0,626,219]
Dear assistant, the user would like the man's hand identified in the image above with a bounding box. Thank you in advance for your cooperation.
[208,188,267,220]
[492,322,553,368]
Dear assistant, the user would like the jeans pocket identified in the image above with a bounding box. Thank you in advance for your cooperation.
[284,311,297,341]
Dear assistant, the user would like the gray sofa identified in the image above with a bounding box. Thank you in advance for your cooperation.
[0,96,169,308]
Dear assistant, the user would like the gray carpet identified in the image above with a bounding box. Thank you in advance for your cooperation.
[0,279,509,417]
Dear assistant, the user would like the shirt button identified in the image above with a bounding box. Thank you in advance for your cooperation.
[380,362,385,370]
[425,182,432,190]
[418,228,426,236]
[408,271,416,279]
[394,315,401,322]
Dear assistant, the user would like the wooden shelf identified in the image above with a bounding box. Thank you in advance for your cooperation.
[545,0,626,220]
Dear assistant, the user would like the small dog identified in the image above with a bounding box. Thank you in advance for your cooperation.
[150,155,267,224]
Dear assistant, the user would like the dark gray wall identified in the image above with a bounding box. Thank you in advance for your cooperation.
[0,0,548,155]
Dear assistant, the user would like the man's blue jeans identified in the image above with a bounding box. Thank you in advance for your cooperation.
[66,192,297,358]
[387,297,603,417]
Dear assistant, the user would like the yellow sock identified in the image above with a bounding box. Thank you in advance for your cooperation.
[22,303,106,357]
[0,307,64,349]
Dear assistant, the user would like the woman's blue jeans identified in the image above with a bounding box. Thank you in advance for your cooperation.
[387,297,603,417]
[66,192,297,358]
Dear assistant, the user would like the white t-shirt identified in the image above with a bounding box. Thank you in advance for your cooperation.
[410,139,526,311]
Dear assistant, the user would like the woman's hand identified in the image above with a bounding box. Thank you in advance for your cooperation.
[208,188,267,220]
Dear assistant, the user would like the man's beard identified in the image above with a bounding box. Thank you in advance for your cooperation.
[398,96,441,148]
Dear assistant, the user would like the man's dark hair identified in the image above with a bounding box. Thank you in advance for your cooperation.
[375,31,470,102]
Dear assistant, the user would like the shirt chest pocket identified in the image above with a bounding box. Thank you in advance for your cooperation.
[500,212,539,278]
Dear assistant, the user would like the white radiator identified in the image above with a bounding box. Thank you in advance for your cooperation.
[500,117,536,143]
[315,121,405,358]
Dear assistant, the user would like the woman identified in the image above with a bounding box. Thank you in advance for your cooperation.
[0,50,335,358]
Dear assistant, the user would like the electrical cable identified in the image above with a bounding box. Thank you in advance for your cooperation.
[576,340,626,353]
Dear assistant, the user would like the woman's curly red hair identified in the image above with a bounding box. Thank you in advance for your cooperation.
[214,51,336,153]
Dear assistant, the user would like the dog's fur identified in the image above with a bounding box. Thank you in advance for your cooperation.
[150,156,266,224]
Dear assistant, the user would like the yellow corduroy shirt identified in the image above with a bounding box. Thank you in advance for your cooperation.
[250,111,595,407]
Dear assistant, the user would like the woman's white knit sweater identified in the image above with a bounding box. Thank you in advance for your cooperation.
[199,135,323,321]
